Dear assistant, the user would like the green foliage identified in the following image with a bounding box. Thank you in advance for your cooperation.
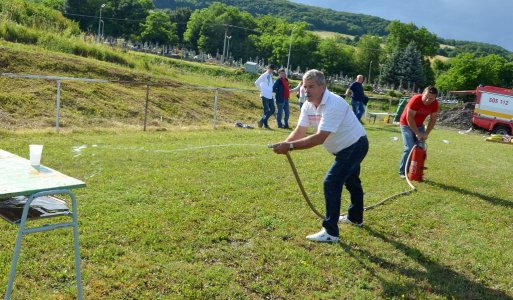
[184,2,257,61]
[354,34,382,80]
[0,0,80,35]
[65,0,154,38]
[0,20,132,66]
[140,10,179,44]
[381,21,439,88]
[435,53,513,91]
[0,20,39,43]
[317,38,354,75]
[154,0,390,36]
[386,89,402,97]
[37,33,134,66]
[168,7,193,44]
[385,21,438,58]
[438,38,513,60]
[399,42,425,86]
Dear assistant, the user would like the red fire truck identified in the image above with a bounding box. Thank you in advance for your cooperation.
[453,85,513,135]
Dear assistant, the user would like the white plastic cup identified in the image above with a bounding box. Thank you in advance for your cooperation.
[29,144,43,167]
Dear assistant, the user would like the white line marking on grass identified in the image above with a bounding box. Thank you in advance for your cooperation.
[100,144,267,153]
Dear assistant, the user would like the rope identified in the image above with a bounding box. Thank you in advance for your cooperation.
[283,146,419,220]
[285,152,325,219]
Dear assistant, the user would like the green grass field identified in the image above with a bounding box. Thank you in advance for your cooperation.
[0,125,512,299]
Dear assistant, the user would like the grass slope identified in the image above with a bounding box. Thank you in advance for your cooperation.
[0,126,512,299]
[0,41,268,130]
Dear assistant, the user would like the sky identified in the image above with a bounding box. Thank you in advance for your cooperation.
[289,0,513,52]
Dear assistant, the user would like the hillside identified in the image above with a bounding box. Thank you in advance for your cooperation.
[154,0,390,36]
[0,41,265,130]
[154,0,513,59]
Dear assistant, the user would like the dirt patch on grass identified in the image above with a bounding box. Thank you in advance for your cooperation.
[437,102,475,129]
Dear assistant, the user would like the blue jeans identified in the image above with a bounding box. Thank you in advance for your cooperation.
[260,97,275,127]
[276,101,290,128]
[351,100,365,120]
[323,136,369,237]
[399,125,425,175]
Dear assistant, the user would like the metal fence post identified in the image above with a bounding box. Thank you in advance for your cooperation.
[55,80,61,133]
[213,88,219,129]
[143,83,149,131]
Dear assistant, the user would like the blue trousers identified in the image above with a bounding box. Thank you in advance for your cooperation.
[351,100,365,120]
[399,125,425,175]
[323,136,369,237]
[260,97,275,127]
[276,100,290,128]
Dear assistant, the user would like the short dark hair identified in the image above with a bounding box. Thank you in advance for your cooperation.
[278,68,285,73]
[424,85,438,95]
[267,64,275,70]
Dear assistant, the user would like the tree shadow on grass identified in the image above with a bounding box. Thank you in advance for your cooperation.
[339,227,512,299]
[423,179,513,210]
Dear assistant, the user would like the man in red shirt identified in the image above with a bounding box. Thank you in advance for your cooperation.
[399,86,439,178]
[273,68,291,128]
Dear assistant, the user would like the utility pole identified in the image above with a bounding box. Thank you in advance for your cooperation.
[286,26,296,78]
[378,63,383,87]
[221,27,228,64]
[226,36,232,63]
[97,4,106,43]
[368,60,373,84]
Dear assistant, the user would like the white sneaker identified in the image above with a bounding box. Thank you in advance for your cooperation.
[339,215,363,227]
[306,228,339,243]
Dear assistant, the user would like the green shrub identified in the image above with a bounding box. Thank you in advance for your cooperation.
[0,20,38,43]
[0,0,79,35]
[386,90,403,98]
[37,33,134,67]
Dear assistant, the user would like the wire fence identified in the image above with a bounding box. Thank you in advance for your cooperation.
[0,72,259,132]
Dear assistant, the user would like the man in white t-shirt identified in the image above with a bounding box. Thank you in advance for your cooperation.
[255,64,276,129]
[272,69,368,243]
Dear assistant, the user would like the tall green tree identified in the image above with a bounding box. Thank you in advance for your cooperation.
[140,10,178,45]
[382,21,439,89]
[65,0,153,38]
[184,2,256,60]
[381,47,402,87]
[168,7,192,44]
[354,34,382,82]
[434,53,512,91]
[317,38,354,75]
[250,16,318,68]
[385,20,438,58]
[398,41,425,88]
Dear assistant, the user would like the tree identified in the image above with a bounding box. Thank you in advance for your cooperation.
[434,53,502,91]
[385,20,438,58]
[140,10,178,45]
[40,0,65,11]
[398,41,424,88]
[168,7,192,44]
[354,34,382,82]
[64,0,153,38]
[381,47,403,87]
[317,38,354,75]
[184,2,257,61]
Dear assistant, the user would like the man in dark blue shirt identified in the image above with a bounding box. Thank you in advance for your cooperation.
[346,75,366,122]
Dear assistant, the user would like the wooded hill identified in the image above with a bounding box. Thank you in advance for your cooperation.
[155,0,513,59]
[154,0,390,36]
